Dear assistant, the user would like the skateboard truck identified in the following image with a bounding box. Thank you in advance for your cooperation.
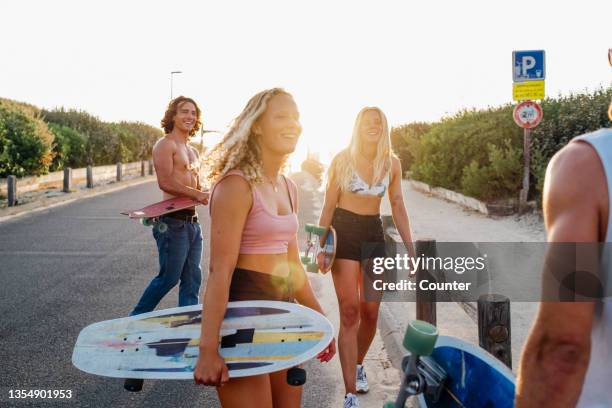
[384,320,446,408]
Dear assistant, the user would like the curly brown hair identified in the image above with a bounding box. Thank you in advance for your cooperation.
[161,96,202,137]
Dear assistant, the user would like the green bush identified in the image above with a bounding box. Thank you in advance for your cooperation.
[391,122,431,173]
[48,123,88,171]
[411,105,522,200]
[42,109,163,166]
[531,87,612,198]
[0,99,54,177]
[395,85,611,203]
[461,140,522,201]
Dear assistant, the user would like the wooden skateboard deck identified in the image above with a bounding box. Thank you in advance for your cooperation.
[72,301,334,380]
[121,196,200,219]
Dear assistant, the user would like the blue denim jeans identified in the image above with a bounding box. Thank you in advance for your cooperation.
[130,215,203,316]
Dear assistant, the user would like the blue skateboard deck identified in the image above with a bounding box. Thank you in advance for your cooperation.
[417,336,515,408]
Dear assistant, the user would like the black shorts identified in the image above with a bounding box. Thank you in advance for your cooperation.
[331,207,387,262]
[228,268,294,302]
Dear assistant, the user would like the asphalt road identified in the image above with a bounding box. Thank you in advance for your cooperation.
[0,180,340,408]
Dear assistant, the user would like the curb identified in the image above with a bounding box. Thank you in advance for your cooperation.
[378,302,407,373]
[410,180,520,216]
[0,176,156,225]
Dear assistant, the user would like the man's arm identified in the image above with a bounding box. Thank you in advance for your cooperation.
[516,142,603,407]
[153,139,208,203]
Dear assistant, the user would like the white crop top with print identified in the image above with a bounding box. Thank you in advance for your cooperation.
[349,171,389,197]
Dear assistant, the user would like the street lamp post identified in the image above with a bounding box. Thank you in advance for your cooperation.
[170,70,182,100]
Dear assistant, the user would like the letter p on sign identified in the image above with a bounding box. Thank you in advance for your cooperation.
[522,56,536,75]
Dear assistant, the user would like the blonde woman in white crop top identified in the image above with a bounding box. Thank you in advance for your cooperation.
[318,107,415,407]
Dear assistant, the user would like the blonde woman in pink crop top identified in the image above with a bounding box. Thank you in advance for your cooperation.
[193,88,336,407]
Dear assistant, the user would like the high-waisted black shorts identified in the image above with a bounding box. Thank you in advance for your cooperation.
[228,268,294,302]
[331,207,387,262]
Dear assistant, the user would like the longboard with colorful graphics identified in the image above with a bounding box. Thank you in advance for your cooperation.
[301,224,337,273]
[72,301,333,381]
[120,196,201,232]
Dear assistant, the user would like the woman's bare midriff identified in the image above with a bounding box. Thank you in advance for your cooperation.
[236,253,291,277]
[337,192,382,215]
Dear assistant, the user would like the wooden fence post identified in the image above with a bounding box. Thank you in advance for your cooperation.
[116,162,122,182]
[86,165,94,188]
[478,294,512,368]
[7,175,17,207]
[416,239,437,326]
[141,160,145,177]
[148,160,154,175]
[63,167,72,193]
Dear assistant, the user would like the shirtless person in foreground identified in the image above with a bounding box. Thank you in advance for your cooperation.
[124,96,209,391]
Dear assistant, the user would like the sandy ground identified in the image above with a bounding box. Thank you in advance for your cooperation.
[380,180,546,372]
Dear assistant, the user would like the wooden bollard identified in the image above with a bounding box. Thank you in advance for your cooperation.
[63,167,72,193]
[478,294,512,368]
[141,160,145,177]
[416,239,437,326]
[7,175,17,207]
[116,162,122,182]
[148,160,154,175]
[86,165,93,188]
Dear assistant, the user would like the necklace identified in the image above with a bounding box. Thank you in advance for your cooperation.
[264,175,280,192]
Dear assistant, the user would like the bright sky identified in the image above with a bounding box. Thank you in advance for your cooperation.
[1,0,610,170]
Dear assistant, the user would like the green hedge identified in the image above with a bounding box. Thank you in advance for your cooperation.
[42,108,162,167]
[390,122,431,172]
[49,123,87,171]
[0,99,54,177]
[531,87,612,196]
[392,85,612,203]
[0,99,164,177]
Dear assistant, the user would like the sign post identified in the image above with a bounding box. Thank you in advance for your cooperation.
[512,50,545,213]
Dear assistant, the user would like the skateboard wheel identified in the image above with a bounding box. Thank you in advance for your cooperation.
[156,222,168,233]
[311,225,327,236]
[124,378,143,392]
[141,218,153,227]
[300,255,311,264]
[383,402,395,408]
[304,224,315,233]
[286,367,306,386]
[306,263,319,273]
[403,320,438,356]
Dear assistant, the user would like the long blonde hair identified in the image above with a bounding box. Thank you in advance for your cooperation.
[328,107,392,192]
[203,88,291,186]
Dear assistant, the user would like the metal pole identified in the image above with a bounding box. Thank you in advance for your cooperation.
[170,71,182,100]
[520,128,531,213]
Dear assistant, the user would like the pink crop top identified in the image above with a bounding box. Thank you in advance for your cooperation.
[209,169,299,254]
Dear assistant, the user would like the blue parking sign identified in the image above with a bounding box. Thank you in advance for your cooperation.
[513,50,545,82]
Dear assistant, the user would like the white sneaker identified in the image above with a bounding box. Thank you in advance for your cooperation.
[344,393,360,408]
[356,364,369,393]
